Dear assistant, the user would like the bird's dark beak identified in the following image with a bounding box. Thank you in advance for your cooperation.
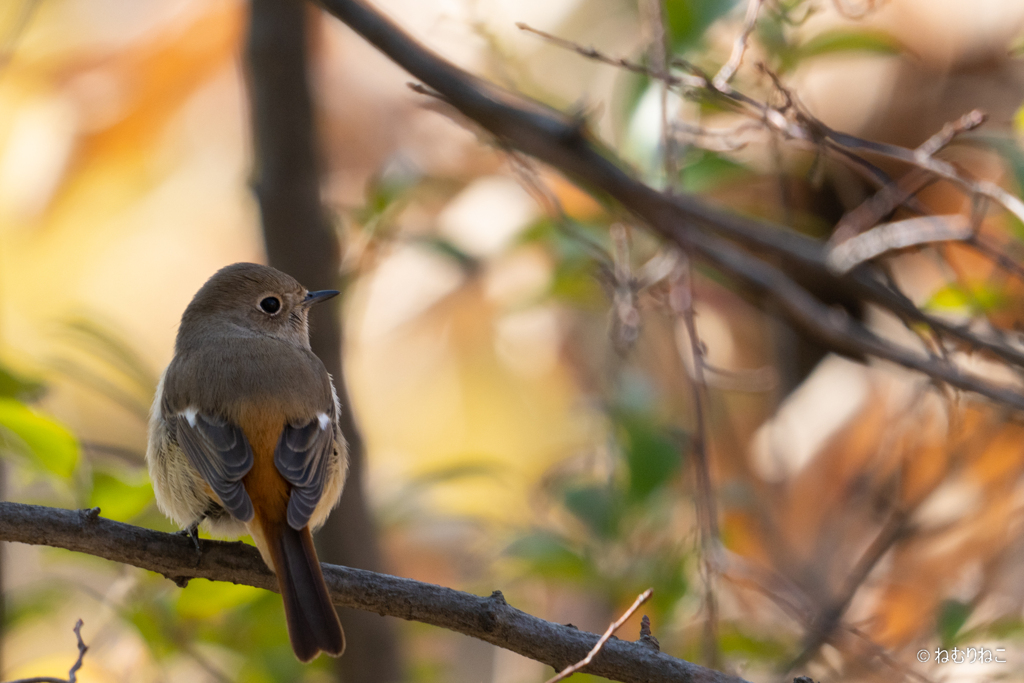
[303,290,340,306]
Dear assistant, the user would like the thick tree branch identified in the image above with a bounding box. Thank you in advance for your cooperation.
[312,0,1024,410]
[0,503,746,683]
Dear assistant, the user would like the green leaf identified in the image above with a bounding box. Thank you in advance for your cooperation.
[925,284,1005,314]
[549,258,603,307]
[505,531,590,580]
[525,217,612,307]
[620,417,683,501]
[680,151,749,194]
[664,0,741,50]
[411,236,479,273]
[517,217,557,245]
[0,365,45,401]
[0,398,78,479]
[976,617,1024,640]
[358,158,421,225]
[554,675,606,683]
[89,469,154,522]
[792,29,902,65]
[937,599,972,645]
[756,11,791,65]
[126,600,177,659]
[407,460,504,487]
[926,285,971,311]
[564,484,619,539]
[719,627,790,660]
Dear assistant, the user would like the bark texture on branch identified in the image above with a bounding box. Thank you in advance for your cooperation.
[0,503,747,683]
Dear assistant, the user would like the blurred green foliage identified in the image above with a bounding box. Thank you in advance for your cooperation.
[506,404,690,631]
[0,365,44,401]
[123,580,331,682]
[937,599,972,648]
[757,2,902,74]
[926,283,1007,315]
[0,396,79,480]
[664,0,740,50]
[87,469,154,521]
[0,363,76,479]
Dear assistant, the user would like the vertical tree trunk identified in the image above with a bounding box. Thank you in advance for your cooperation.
[245,1,401,680]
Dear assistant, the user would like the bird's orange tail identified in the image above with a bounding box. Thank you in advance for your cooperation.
[262,519,345,662]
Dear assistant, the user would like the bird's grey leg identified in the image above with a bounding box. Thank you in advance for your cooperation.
[177,520,203,566]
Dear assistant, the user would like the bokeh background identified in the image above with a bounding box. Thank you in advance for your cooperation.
[1,0,1024,681]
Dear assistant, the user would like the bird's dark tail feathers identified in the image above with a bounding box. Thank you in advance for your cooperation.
[264,519,345,662]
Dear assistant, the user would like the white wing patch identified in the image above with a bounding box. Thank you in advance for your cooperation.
[181,407,198,428]
[317,412,330,430]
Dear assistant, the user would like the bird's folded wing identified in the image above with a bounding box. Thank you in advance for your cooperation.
[173,410,255,523]
[274,413,334,530]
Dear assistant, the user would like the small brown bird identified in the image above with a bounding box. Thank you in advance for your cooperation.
[146,262,347,662]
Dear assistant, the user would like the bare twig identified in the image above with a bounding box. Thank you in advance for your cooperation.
[523,15,1020,237]
[749,73,1013,233]
[757,72,989,197]
[643,6,721,660]
[516,22,704,90]
[832,110,985,243]
[407,81,445,100]
[524,14,1019,233]
[7,619,88,683]
[640,0,678,184]
[517,21,1024,246]
[786,510,911,671]
[544,589,654,683]
[917,109,987,158]
[734,561,935,683]
[732,388,961,679]
[67,621,86,683]
[670,121,759,152]
[712,0,764,90]
[813,113,1024,225]
[506,23,1024,367]
[502,150,613,267]
[669,256,721,666]
[607,224,643,354]
[844,625,936,683]
[826,214,974,273]
[830,168,935,244]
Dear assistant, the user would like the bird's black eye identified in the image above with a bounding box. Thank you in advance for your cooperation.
[259,296,281,314]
